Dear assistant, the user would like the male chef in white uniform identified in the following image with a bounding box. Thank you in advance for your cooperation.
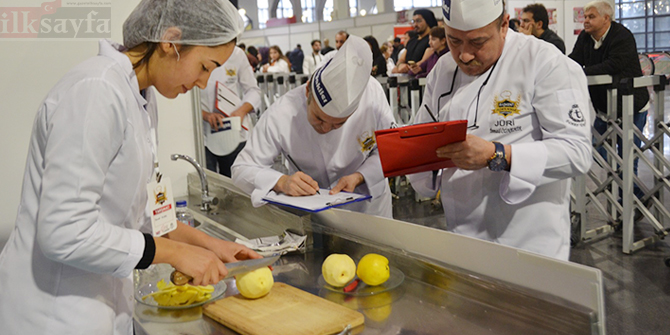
[232,36,395,218]
[407,0,592,260]
[201,45,261,177]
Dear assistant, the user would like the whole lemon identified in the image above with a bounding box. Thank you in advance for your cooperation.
[236,267,274,299]
[356,254,390,286]
[322,254,356,287]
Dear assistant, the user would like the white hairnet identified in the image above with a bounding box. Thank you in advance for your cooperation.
[123,0,244,49]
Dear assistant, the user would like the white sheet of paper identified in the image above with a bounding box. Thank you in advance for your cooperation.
[263,189,370,212]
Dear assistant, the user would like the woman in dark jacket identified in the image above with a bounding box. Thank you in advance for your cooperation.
[363,35,388,77]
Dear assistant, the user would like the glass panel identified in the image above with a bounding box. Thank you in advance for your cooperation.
[622,18,647,32]
[648,17,654,31]
[633,33,646,50]
[654,0,670,15]
[394,0,413,11]
[648,33,654,51]
[656,16,670,30]
[350,0,358,17]
[620,2,646,17]
[277,0,293,19]
[655,32,670,48]
[323,0,334,21]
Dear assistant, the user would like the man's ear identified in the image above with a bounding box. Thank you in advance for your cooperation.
[536,20,544,30]
[159,27,183,54]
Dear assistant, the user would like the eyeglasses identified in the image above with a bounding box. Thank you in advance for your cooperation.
[411,18,424,24]
[436,61,499,130]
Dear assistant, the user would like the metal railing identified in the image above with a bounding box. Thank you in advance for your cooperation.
[571,74,670,254]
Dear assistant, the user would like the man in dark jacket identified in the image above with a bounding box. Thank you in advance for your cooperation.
[393,8,437,74]
[288,44,304,74]
[519,3,565,53]
[569,0,650,199]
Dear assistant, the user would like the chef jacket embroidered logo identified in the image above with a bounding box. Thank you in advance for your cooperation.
[491,91,521,118]
[490,91,523,134]
[567,104,586,126]
[226,68,236,77]
[153,185,167,205]
[358,131,376,155]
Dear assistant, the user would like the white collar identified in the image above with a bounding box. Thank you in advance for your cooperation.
[591,24,611,50]
[98,39,147,107]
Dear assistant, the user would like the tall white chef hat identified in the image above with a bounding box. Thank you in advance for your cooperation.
[442,0,504,31]
[310,35,372,118]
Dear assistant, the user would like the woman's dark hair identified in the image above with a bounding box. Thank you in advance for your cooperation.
[429,26,445,40]
[247,46,258,57]
[258,46,270,65]
[363,35,387,77]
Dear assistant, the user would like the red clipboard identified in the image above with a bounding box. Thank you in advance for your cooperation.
[375,120,468,177]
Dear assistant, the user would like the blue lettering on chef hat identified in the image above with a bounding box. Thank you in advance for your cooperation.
[313,58,333,107]
[443,0,451,20]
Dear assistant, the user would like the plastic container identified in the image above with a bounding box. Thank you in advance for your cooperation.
[175,200,195,228]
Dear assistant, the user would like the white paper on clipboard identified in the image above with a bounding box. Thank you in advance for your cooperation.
[205,116,241,156]
[215,81,253,132]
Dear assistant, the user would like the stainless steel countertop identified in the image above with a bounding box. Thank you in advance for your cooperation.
[134,211,595,335]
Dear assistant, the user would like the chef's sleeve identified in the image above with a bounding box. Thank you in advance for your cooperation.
[500,55,592,204]
[231,108,284,206]
[355,80,396,198]
[238,61,262,110]
[36,79,146,278]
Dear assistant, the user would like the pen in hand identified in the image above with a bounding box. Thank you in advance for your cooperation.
[285,154,321,195]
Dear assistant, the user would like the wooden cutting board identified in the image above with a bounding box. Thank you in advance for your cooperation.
[204,282,364,335]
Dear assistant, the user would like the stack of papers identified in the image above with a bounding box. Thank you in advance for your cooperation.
[235,230,307,257]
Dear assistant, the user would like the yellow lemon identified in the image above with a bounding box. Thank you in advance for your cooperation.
[236,267,274,299]
[356,254,390,286]
[322,254,356,287]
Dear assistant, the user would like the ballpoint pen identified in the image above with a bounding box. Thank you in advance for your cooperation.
[424,105,438,122]
[286,154,320,195]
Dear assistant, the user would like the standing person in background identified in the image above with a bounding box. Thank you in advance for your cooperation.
[568,0,650,200]
[246,46,260,70]
[0,1,261,334]
[519,3,566,53]
[408,26,448,78]
[303,39,323,76]
[289,44,304,74]
[364,35,388,77]
[201,43,262,177]
[318,31,349,67]
[321,38,335,55]
[380,42,396,77]
[261,45,291,73]
[232,36,396,218]
[407,0,592,261]
[394,9,437,74]
[390,37,403,63]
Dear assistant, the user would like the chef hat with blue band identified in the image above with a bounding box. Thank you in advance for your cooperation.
[310,35,372,118]
[123,0,243,49]
[443,0,504,31]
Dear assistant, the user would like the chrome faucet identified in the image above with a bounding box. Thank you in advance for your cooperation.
[170,154,214,211]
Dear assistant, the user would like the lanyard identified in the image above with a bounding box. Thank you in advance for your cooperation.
[150,123,161,183]
[436,60,498,130]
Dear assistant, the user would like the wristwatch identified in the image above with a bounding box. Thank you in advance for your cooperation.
[487,142,509,172]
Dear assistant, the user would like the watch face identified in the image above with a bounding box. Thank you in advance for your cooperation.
[489,157,507,172]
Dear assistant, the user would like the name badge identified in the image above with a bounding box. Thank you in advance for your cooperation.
[146,176,177,237]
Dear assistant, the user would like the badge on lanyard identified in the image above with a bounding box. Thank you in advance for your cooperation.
[147,176,177,237]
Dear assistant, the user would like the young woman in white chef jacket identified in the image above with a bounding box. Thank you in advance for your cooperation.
[0,1,260,334]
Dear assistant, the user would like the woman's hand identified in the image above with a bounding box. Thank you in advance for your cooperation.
[168,241,229,286]
[207,239,262,264]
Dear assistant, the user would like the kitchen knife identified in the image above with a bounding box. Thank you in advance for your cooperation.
[171,255,280,286]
